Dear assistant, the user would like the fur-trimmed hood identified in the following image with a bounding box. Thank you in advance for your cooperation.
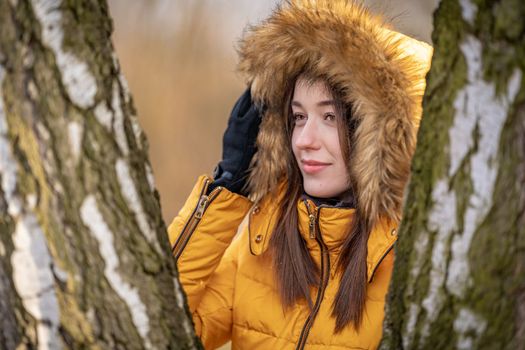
[237,0,432,228]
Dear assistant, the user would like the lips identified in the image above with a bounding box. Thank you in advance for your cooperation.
[301,159,331,174]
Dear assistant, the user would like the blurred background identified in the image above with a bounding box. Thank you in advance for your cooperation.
[107,0,439,225]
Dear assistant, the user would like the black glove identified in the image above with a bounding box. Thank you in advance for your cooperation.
[208,87,262,195]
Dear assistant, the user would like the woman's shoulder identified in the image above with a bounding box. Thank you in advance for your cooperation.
[243,180,287,256]
[248,178,288,219]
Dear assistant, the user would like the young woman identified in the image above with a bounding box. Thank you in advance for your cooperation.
[168,1,432,349]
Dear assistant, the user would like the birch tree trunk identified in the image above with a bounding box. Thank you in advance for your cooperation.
[0,0,201,349]
[381,0,524,349]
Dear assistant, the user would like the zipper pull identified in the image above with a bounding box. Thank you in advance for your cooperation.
[304,199,317,239]
[195,194,209,219]
[309,214,316,239]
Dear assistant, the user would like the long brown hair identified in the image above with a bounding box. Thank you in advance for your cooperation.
[268,72,369,332]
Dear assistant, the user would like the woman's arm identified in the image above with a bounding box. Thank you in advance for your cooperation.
[167,175,251,348]
[167,86,260,347]
[168,175,251,307]
[168,176,252,348]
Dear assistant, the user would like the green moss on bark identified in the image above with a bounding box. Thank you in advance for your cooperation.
[468,98,525,349]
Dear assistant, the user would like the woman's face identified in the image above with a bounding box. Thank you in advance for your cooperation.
[291,78,350,198]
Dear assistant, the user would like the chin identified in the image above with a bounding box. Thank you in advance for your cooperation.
[303,181,341,199]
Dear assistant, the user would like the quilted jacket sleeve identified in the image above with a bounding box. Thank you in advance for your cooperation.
[167,175,252,348]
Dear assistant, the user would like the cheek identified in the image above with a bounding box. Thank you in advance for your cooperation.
[327,130,344,161]
[327,130,349,182]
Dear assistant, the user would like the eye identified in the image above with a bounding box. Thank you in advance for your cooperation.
[293,113,307,125]
[324,113,336,122]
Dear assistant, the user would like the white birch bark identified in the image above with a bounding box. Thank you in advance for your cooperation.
[381,0,525,349]
[0,0,201,348]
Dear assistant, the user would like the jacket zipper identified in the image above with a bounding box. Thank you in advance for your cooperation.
[308,211,316,239]
[172,179,223,261]
[296,200,330,350]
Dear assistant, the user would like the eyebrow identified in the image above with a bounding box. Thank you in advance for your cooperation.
[291,100,337,107]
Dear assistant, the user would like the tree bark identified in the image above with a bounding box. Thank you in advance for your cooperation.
[0,0,201,349]
[381,0,524,349]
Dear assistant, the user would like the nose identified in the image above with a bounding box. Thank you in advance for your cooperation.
[294,118,321,150]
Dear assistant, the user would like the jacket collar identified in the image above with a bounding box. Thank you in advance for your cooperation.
[248,191,397,283]
[300,192,356,209]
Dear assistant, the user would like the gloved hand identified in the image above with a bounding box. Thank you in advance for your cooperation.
[208,87,262,196]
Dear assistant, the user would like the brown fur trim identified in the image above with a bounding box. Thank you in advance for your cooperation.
[239,0,432,228]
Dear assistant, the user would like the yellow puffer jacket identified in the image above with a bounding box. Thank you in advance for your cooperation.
[168,175,397,349]
[169,1,432,349]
